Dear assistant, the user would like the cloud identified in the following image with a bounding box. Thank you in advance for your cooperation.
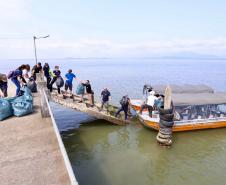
[1,37,226,59]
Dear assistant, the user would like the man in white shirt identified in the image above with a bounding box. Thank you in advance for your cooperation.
[140,90,158,117]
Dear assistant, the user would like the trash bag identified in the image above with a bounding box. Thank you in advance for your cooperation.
[0,98,13,121]
[56,77,64,88]
[11,87,33,117]
[76,83,85,95]
[27,78,37,93]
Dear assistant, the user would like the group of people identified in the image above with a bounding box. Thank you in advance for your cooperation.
[139,89,165,117]
[1,62,164,121]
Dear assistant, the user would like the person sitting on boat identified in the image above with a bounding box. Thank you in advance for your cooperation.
[115,95,130,120]
[140,90,158,117]
[99,88,111,112]
[64,69,76,97]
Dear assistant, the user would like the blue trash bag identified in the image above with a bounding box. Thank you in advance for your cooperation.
[11,87,33,117]
[0,98,13,121]
[76,83,85,95]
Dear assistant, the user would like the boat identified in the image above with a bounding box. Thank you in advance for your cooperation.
[130,84,226,132]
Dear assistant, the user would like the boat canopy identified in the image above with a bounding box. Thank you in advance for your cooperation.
[172,93,226,106]
[152,84,226,106]
[153,84,214,94]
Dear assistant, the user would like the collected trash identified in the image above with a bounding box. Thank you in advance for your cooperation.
[0,98,13,121]
[0,87,33,121]
[56,77,64,88]
[11,87,33,117]
[27,77,37,93]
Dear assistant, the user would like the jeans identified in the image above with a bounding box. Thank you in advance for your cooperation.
[140,104,153,117]
[11,78,21,96]
[115,106,128,120]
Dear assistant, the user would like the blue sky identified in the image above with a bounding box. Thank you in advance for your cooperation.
[0,0,226,58]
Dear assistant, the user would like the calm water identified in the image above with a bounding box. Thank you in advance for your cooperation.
[1,58,226,104]
[2,58,226,184]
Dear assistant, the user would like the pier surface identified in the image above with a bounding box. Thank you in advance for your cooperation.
[0,85,71,185]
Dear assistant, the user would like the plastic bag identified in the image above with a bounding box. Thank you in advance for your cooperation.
[76,83,85,95]
[27,79,37,93]
[56,77,64,88]
[0,98,13,121]
[11,87,33,117]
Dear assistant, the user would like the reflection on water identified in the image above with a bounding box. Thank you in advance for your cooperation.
[52,102,226,185]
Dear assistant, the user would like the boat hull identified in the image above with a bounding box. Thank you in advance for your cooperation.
[138,116,226,132]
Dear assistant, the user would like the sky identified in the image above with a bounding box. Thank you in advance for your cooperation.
[0,0,226,59]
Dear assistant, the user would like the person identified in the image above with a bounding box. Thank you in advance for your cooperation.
[140,90,158,117]
[64,69,76,96]
[0,73,8,97]
[43,63,54,89]
[10,64,30,96]
[84,80,94,107]
[115,95,130,120]
[31,62,42,81]
[154,94,164,110]
[76,81,86,103]
[49,66,61,94]
[99,88,111,112]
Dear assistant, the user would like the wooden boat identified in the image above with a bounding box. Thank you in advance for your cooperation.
[131,85,226,132]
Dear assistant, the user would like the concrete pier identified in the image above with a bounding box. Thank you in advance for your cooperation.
[0,83,74,185]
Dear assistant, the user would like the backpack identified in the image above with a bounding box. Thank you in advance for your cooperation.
[7,71,15,79]
[120,96,129,106]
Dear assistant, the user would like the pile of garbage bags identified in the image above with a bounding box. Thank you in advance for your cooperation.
[0,87,33,121]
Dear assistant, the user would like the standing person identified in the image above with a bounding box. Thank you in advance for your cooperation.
[43,63,53,89]
[31,62,42,81]
[9,64,30,96]
[115,95,130,120]
[154,94,164,110]
[99,88,111,112]
[64,69,76,97]
[84,80,94,107]
[49,66,61,94]
[0,74,8,97]
[140,90,158,117]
